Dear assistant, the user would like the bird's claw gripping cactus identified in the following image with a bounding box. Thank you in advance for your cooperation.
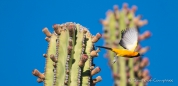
[100,3,151,86]
[32,22,102,86]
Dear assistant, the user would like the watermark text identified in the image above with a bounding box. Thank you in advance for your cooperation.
[128,78,173,83]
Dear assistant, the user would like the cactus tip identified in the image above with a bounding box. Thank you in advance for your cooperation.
[90,50,99,57]
[37,78,44,83]
[43,54,47,58]
[32,69,45,79]
[91,67,101,76]
[92,33,102,43]
[131,5,137,13]
[42,27,52,37]
[45,37,50,42]
[93,76,102,84]
[113,5,119,10]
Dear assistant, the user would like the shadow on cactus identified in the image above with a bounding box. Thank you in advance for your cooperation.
[100,3,151,86]
[32,22,102,86]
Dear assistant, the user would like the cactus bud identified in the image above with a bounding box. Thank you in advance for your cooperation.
[139,47,150,54]
[93,76,102,84]
[90,51,98,57]
[91,67,101,76]
[37,78,44,83]
[32,69,45,79]
[43,54,47,58]
[140,58,149,68]
[100,19,109,26]
[78,54,88,67]
[45,37,50,42]
[50,54,57,63]
[139,31,151,41]
[53,24,61,35]
[142,69,149,78]
[137,20,148,27]
[90,66,95,70]
[68,46,73,55]
[69,39,73,46]
[92,33,102,43]
[53,63,57,68]
[42,27,51,37]
[90,48,100,57]
[113,73,120,79]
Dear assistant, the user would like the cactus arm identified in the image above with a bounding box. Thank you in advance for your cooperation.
[44,34,57,86]
[127,11,135,28]
[109,12,117,42]
[106,12,119,74]
[119,10,127,32]
[117,9,128,86]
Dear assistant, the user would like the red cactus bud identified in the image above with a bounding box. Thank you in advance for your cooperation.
[53,24,61,35]
[79,54,88,67]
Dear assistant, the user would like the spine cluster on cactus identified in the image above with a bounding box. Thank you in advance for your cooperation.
[100,3,151,86]
[32,22,102,86]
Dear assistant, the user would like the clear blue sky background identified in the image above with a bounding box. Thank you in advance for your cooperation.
[0,0,177,86]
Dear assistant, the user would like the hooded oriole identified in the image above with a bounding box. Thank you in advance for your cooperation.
[97,28,140,63]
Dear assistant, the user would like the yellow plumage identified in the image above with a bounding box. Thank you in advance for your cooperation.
[97,28,140,63]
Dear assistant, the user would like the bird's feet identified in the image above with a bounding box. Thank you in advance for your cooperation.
[112,55,118,64]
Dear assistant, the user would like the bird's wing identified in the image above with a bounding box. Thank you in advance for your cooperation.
[119,28,138,51]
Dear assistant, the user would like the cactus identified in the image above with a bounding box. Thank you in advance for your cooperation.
[32,22,102,86]
[100,3,151,86]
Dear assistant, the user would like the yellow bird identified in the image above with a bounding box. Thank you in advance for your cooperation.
[96,28,141,64]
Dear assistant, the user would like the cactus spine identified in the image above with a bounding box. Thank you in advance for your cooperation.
[32,22,102,86]
[100,3,151,86]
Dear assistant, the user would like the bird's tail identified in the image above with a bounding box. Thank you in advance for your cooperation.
[96,46,112,50]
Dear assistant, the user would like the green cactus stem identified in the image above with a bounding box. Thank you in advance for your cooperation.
[32,22,102,86]
[100,3,151,86]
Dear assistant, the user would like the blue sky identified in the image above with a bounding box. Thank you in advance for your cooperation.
[0,0,177,86]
